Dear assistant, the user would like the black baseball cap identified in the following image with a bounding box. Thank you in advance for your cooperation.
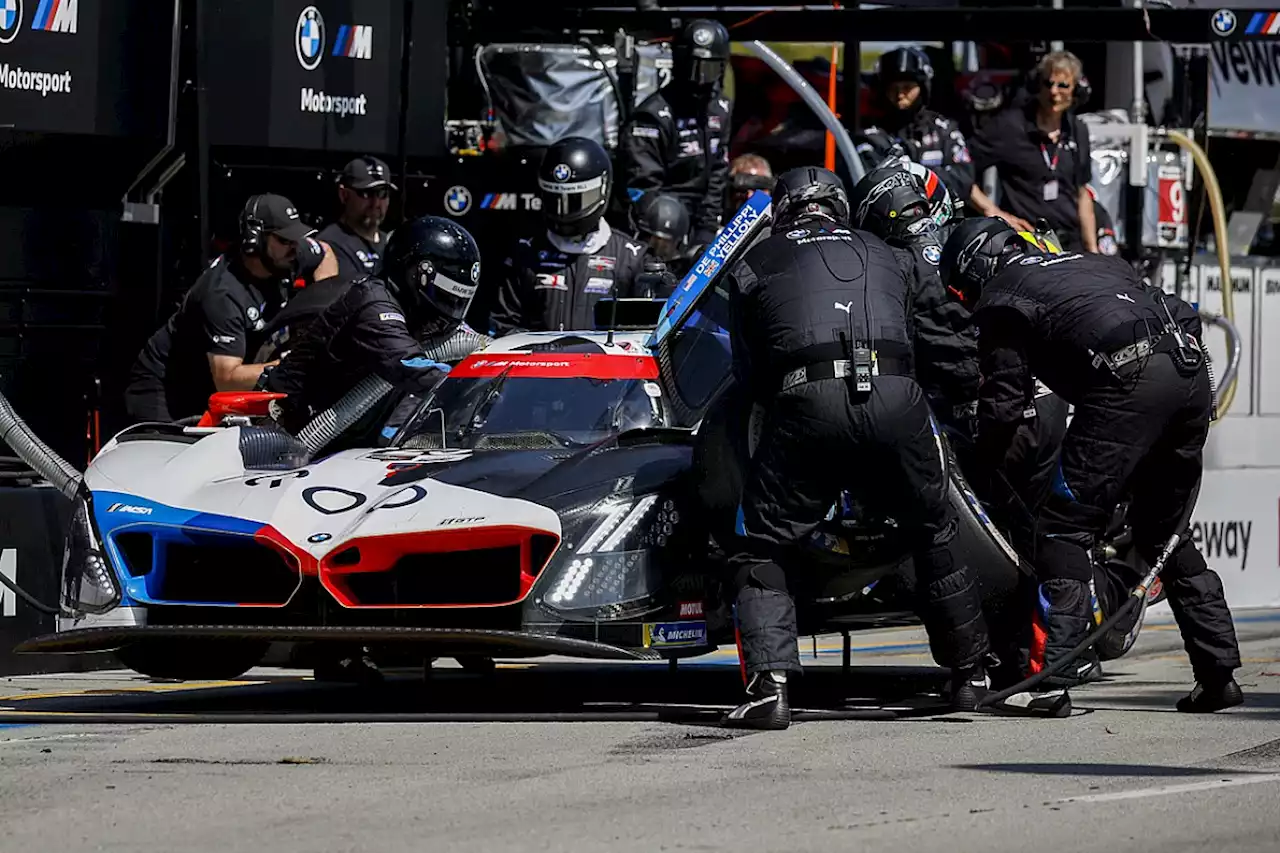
[252,194,316,243]
[338,156,398,191]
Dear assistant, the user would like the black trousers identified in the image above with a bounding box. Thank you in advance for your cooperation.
[731,375,990,675]
[1035,355,1241,680]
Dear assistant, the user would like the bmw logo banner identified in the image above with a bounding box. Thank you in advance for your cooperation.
[198,0,443,156]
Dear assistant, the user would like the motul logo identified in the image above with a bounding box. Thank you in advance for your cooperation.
[678,601,703,618]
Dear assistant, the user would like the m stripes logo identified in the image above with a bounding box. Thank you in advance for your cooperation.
[332,25,372,59]
[32,0,76,33]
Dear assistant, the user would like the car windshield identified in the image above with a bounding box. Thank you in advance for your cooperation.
[396,352,665,451]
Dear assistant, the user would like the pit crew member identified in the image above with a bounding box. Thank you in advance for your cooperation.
[723,166,994,730]
[264,215,481,435]
[941,217,1243,712]
[491,137,649,335]
[124,194,314,423]
[631,191,691,280]
[317,156,395,281]
[855,48,979,213]
[617,19,732,244]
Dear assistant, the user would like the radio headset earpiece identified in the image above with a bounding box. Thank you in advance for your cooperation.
[1025,62,1091,110]
[240,195,267,256]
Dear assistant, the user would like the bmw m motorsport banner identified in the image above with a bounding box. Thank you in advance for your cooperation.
[0,0,174,137]
[200,0,404,153]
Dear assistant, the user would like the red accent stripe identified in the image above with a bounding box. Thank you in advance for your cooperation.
[451,352,659,380]
[44,0,62,29]
[1029,611,1047,676]
[1265,12,1278,34]
[734,622,748,687]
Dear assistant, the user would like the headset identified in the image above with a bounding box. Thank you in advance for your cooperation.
[1024,59,1092,110]
[239,194,267,256]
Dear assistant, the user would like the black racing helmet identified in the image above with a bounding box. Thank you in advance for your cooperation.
[632,192,691,261]
[939,216,1031,307]
[673,19,731,87]
[877,46,934,108]
[772,166,851,230]
[850,165,935,243]
[383,215,481,338]
[538,136,613,238]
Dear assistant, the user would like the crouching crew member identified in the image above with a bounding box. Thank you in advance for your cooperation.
[941,218,1243,712]
[264,216,481,437]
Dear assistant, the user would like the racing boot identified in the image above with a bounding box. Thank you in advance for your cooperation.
[950,659,1073,717]
[1037,577,1096,689]
[724,671,792,730]
[949,662,991,713]
[1177,674,1244,713]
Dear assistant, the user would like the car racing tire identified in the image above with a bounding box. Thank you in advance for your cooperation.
[114,639,269,681]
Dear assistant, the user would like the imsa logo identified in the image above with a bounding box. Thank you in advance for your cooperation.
[107,503,153,516]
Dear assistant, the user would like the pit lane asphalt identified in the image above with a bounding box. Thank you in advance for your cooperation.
[2,609,1280,853]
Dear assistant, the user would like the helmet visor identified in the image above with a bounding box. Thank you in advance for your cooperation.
[691,59,726,86]
[424,265,479,323]
[538,174,609,223]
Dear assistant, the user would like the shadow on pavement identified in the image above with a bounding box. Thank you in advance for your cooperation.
[0,663,959,725]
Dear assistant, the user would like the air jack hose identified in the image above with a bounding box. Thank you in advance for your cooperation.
[1162,129,1237,418]
[0,388,82,500]
[295,375,395,457]
[423,328,493,365]
[977,532,1181,709]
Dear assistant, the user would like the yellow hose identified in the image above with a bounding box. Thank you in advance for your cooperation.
[1164,130,1236,418]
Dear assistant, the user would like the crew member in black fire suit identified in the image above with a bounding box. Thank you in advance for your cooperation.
[854,48,977,210]
[631,191,691,278]
[492,137,650,335]
[264,215,481,437]
[723,167,994,730]
[941,218,1245,712]
[617,19,732,244]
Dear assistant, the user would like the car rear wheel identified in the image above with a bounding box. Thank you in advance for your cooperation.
[114,639,268,681]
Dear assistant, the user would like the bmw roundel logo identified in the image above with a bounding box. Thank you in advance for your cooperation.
[296,6,326,71]
[1212,9,1236,37]
[693,26,714,47]
[922,245,942,265]
[0,0,23,45]
[552,163,572,182]
[471,261,481,282]
[308,532,332,544]
[445,185,472,216]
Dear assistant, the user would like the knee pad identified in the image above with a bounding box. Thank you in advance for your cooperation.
[1035,534,1094,583]
[732,559,789,595]
[1158,538,1208,581]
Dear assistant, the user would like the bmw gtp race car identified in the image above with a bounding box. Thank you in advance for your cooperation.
[23,191,1149,679]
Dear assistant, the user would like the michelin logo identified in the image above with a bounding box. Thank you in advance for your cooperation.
[107,503,153,516]
[644,620,708,649]
[301,88,369,117]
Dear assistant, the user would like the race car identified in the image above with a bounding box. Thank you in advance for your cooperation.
[22,191,1149,679]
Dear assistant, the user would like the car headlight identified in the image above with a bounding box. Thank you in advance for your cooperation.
[541,494,681,618]
[61,493,121,615]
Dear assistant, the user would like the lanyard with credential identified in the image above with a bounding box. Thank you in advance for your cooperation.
[1040,141,1060,173]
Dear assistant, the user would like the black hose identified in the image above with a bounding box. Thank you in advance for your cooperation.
[0,568,60,615]
[977,531,1180,708]
[579,38,629,136]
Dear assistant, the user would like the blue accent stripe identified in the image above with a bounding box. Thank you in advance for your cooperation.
[1051,462,1076,501]
[1247,12,1266,33]
[481,193,494,209]
[734,504,746,537]
[33,0,53,29]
